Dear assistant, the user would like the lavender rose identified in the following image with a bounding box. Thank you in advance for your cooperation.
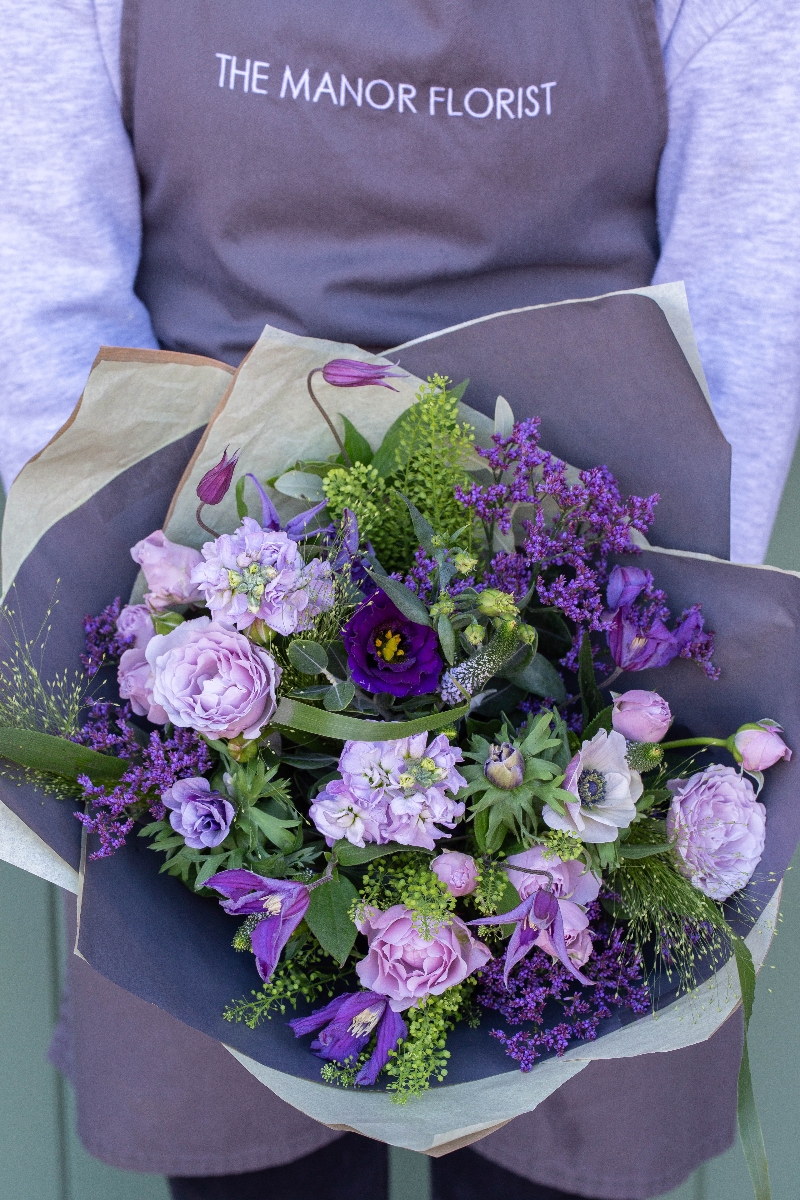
[191,517,333,634]
[130,530,203,610]
[115,603,154,649]
[667,764,767,901]
[162,777,234,849]
[611,689,672,743]
[117,648,167,724]
[356,905,491,1011]
[733,720,792,772]
[342,590,442,697]
[431,851,479,897]
[146,616,281,740]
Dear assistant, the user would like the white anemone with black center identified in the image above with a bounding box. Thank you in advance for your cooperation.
[543,728,642,844]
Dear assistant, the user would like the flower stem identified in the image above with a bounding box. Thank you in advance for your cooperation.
[307,370,352,466]
[196,502,221,538]
[659,737,729,750]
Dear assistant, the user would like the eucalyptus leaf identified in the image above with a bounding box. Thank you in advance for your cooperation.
[273,470,327,501]
[368,571,432,627]
[494,395,515,437]
[340,414,374,466]
[323,680,356,711]
[305,875,360,964]
[287,639,329,675]
[334,840,427,866]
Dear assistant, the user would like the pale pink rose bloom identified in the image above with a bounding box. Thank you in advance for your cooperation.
[117,647,168,724]
[130,530,203,610]
[431,851,479,897]
[356,905,491,1011]
[505,846,600,905]
[733,721,791,772]
[535,899,594,968]
[611,689,672,743]
[116,603,154,649]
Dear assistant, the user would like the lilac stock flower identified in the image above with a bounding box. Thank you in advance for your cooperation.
[603,565,719,679]
[666,765,767,901]
[130,530,203,610]
[117,647,168,724]
[321,359,406,391]
[162,777,235,849]
[611,689,672,743]
[342,590,442,697]
[543,729,642,844]
[146,616,281,740]
[206,869,310,982]
[192,517,334,634]
[733,720,792,772]
[116,604,154,649]
[196,447,240,505]
[356,905,491,1011]
[309,734,466,850]
[290,990,407,1086]
[431,851,479,897]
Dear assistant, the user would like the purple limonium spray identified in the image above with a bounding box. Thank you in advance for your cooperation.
[290,991,407,1086]
[196,446,240,536]
[206,869,310,982]
[81,597,136,678]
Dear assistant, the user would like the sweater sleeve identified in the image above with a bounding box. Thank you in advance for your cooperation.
[0,0,157,491]
[653,0,800,563]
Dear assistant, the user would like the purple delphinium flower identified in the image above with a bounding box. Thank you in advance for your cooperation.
[192,518,333,634]
[477,903,649,1072]
[321,359,406,391]
[81,597,136,678]
[342,589,442,697]
[196,447,240,505]
[206,869,310,982]
[603,565,719,679]
[162,777,234,849]
[290,990,407,1086]
[74,703,213,857]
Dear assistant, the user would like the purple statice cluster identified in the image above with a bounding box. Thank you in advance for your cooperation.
[80,597,135,678]
[309,733,466,851]
[73,701,213,857]
[455,419,658,629]
[477,903,649,1071]
[518,695,583,734]
[401,547,477,603]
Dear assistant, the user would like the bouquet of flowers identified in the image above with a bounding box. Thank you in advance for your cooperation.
[0,289,796,1193]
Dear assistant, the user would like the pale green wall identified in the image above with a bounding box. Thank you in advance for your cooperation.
[2,439,800,1200]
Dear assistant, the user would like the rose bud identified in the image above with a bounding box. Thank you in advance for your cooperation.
[196,446,240,506]
[733,720,792,771]
[484,743,525,790]
[321,358,405,390]
[431,851,479,897]
[611,689,672,743]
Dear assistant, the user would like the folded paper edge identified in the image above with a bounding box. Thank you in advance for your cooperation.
[0,798,78,892]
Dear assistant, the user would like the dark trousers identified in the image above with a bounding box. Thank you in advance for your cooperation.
[168,1136,604,1200]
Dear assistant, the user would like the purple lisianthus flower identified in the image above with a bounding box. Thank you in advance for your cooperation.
[356,905,491,1011]
[115,604,154,649]
[666,765,766,900]
[342,590,442,697]
[146,616,280,740]
[290,990,407,1086]
[543,729,642,844]
[309,734,467,850]
[162,776,234,848]
[196,447,240,505]
[321,359,406,391]
[206,869,310,982]
[130,530,203,611]
[192,517,334,635]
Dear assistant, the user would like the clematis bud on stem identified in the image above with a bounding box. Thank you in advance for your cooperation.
[196,446,240,536]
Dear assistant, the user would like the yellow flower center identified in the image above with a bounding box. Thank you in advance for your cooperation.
[373,627,405,662]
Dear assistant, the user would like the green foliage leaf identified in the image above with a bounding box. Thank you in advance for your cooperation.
[333,840,421,866]
[248,806,300,853]
[371,409,416,478]
[504,650,566,703]
[235,475,249,519]
[339,414,374,466]
[194,853,228,890]
[305,875,360,965]
[397,492,437,555]
[448,378,470,402]
[437,614,456,665]
[273,470,327,501]
[578,633,605,727]
[618,842,671,860]
[287,639,329,675]
[368,571,433,626]
[0,727,127,784]
[323,680,356,711]
[152,610,185,636]
[582,705,614,742]
[273,698,468,742]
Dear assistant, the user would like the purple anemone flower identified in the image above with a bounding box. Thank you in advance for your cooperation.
[289,990,407,1085]
[321,359,406,391]
[196,447,240,506]
[469,890,594,987]
[206,869,309,982]
[342,590,442,697]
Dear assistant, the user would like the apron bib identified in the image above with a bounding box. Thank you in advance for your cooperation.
[121,0,667,363]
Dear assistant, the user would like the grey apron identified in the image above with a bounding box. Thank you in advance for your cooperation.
[55,0,742,1192]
